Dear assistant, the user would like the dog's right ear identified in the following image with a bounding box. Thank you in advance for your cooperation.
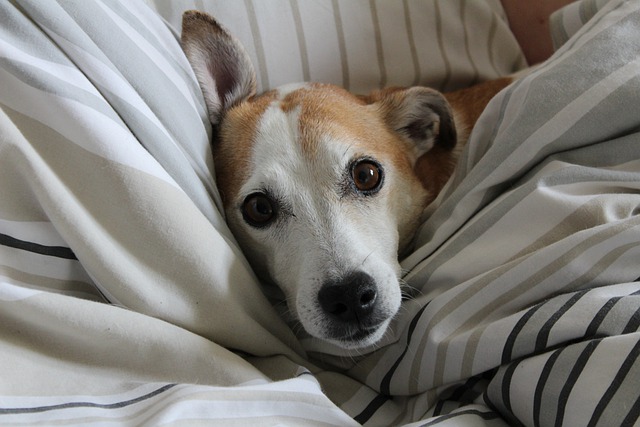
[181,11,256,125]
[367,87,457,160]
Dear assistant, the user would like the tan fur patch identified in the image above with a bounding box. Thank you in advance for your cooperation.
[216,91,277,206]
[413,144,460,202]
[278,83,415,173]
[444,77,513,143]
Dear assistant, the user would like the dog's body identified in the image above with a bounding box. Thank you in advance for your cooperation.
[181,11,514,349]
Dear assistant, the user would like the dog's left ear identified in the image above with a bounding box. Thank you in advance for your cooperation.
[370,87,457,158]
[181,11,256,125]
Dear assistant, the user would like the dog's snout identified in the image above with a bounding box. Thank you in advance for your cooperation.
[318,272,378,323]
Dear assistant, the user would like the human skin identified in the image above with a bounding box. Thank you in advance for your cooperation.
[500,0,576,64]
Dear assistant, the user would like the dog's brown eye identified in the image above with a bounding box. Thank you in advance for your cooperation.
[351,160,383,194]
[242,193,276,227]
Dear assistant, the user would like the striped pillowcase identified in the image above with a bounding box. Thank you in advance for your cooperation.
[146,0,526,94]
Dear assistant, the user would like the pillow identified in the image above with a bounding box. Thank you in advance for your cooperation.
[146,0,526,94]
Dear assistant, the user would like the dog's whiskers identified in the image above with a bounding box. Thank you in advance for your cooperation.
[399,276,423,300]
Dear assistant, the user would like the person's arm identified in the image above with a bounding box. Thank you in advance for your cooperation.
[500,0,575,64]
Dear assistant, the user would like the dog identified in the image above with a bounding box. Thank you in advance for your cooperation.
[181,11,514,349]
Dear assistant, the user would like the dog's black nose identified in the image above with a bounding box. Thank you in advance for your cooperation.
[318,272,378,323]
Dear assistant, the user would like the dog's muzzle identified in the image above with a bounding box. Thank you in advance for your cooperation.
[318,271,386,341]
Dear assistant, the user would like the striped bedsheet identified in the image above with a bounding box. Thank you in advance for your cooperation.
[1,0,639,426]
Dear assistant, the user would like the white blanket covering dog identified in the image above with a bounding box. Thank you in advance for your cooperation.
[1,0,640,425]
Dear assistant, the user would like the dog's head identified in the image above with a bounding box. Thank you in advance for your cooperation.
[181,11,458,349]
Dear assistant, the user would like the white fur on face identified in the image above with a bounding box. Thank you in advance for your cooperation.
[226,99,403,349]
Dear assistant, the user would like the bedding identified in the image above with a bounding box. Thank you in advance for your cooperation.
[1,0,639,426]
[146,0,524,94]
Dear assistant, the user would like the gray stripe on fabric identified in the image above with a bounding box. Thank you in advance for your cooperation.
[550,7,570,51]
[462,294,579,381]
[369,0,386,88]
[5,86,226,240]
[402,0,421,86]
[484,362,525,426]
[411,216,640,388]
[63,1,220,209]
[406,148,640,289]
[537,340,600,427]
[452,223,640,385]
[0,2,70,66]
[446,157,640,286]
[86,88,223,227]
[498,5,636,160]
[461,243,640,378]
[289,0,310,82]
[553,340,603,426]
[602,304,640,339]
[490,58,640,169]
[27,0,204,126]
[461,0,479,86]
[102,1,176,62]
[418,408,503,426]
[455,72,523,179]
[579,0,601,27]
[10,0,224,225]
[591,339,640,427]
[243,0,269,91]
[0,384,177,414]
[0,231,76,262]
[508,191,640,265]
[152,0,195,24]
[0,265,104,301]
[0,58,121,123]
[555,0,631,56]
[524,292,590,355]
[486,12,501,76]
[473,66,640,207]
[59,0,205,119]
[332,0,350,90]
[434,0,451,91]
[105,1,201,88]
